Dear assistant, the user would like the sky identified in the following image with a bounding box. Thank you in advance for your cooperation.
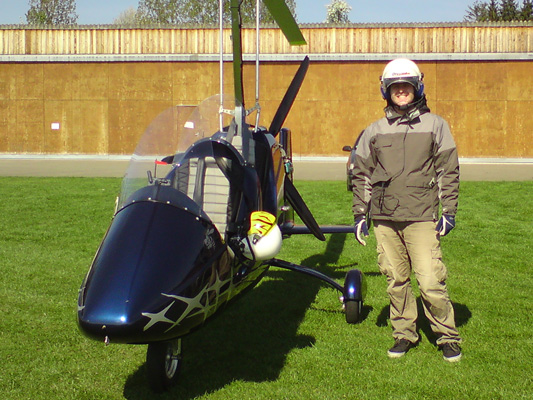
[1,0,477,25]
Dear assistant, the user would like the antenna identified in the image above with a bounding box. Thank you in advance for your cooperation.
[219,0,224,132]
[254,0,262,129]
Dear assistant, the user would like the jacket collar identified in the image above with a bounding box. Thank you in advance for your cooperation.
[385,96,430,123]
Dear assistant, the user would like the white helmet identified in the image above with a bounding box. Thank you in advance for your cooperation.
[240,211,282,261]
[380,58,424,100]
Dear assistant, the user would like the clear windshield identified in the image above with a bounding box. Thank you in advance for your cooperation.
[117,95,239,211]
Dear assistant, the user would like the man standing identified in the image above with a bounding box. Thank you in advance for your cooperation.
[351,58,462,362]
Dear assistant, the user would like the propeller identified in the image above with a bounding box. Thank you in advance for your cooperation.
[268,56,310,137]
[262,0,307,45]
[284,175,326,241]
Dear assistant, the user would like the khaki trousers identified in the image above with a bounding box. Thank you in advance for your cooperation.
[374,220,461,345]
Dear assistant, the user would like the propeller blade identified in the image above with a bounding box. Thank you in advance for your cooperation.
[268,56,310,137]
[284,175,326,241]
[262,0,307,45]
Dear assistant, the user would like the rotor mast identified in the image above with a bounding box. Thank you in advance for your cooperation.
[224,0,308,148]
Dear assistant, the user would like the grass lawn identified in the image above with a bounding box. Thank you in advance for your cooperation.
[0,178,531,399]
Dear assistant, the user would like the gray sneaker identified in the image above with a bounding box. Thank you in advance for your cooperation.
[387,339,413,358]
[440,342,462,362]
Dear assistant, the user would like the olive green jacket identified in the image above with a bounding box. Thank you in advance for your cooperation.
[351,103,459,222]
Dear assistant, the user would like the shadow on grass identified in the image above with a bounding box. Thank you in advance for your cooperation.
[123,233,352,399]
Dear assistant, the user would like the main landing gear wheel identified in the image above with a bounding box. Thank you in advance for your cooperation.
[146,339,182,393]
[343,269,366,324]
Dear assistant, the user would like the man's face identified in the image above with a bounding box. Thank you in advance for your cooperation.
[389,82,415,108]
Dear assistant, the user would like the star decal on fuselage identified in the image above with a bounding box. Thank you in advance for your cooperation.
[141,302,175,331]
[141,269,233,332]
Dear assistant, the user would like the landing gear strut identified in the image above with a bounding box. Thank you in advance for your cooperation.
[270,258,366,323]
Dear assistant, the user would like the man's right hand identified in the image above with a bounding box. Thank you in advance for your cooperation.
[354,215,369,246]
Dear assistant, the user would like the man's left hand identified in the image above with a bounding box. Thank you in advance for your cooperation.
[436,215,456,236]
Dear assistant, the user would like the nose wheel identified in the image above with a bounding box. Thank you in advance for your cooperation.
[343,269,366,324]
[146,339,182,392]
[344,299,363,324]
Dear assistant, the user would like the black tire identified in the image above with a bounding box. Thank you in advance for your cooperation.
[345,300,362,324]
[146,339,182,393]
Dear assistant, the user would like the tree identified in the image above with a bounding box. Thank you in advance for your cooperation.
[519,0,533,19]
[465,1,490,21]
[500,0,520,19]
[465,0,533,21]
[137,0,181,24]
[136,0,296,25]
[113,7,142,25]
[487,0,501,20]
[26,0,78,25]
[325,0,351,23]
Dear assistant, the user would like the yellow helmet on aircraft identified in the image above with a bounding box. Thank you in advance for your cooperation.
[240,211,282,261]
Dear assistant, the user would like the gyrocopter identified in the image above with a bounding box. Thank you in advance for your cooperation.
[77,0,365,392]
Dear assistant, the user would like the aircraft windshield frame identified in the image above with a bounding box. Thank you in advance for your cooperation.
[116,95,244,216]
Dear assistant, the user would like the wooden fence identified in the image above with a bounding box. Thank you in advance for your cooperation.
[1,23,532,55]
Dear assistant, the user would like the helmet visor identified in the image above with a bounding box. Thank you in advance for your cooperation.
[383,75,419,91]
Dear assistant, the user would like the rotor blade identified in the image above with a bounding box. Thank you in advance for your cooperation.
[230,0,244,107]
[284,175,326,241]
[262,0,306,45]
[268,56,309,137]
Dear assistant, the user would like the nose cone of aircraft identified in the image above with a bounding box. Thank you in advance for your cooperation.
[77,199,223,344]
